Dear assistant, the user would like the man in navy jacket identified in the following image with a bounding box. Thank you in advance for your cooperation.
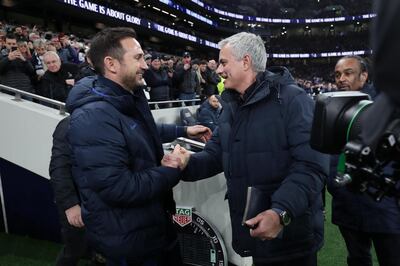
[66,27,210,266]
[330,55,400,266]
[196,95,221,131]
[166,32,329,266]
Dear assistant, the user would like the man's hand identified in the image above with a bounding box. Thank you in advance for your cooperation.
[65,79,75,86]
[245,209,283,240]
[186,125,212,142]
[161,144,190,170]
[65,204,85,228]
[184,63,190,70]
[7,50,19,61]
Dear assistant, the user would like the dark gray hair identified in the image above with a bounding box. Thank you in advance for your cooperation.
[218,32,267,73]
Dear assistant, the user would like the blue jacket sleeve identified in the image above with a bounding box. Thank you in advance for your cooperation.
[270,92,329,218]
[182,127,224,181]
[68,108,181,207]
[156,123,186,143]
[197,108,217,131]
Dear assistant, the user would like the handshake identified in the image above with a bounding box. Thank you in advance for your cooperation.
[161,124,212,170]
[161,144,190,170]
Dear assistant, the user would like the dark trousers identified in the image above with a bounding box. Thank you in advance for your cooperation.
[254,252,317,266]
[106,240,182,266]
[55,225,89,266]
[339,226,400,266]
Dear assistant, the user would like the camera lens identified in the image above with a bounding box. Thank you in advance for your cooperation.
[311,91,372,154]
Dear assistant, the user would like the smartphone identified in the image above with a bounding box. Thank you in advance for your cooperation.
[11,46,18,52]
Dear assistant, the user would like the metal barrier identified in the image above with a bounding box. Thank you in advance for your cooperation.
[148,99,201,109]
[0,83,200,114]
[0,84,67,115]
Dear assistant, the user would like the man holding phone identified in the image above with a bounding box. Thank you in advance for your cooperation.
[0,33,35,94]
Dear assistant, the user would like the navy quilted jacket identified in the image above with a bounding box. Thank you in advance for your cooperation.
[66,76,185,261]
[183,67,329,262]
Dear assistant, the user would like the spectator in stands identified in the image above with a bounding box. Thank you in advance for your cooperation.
[38,51,78,102]
[0,33,35,94]
[0,33,6,53]
[200,60,220,96]
[51,34,78,64]
[75,49,96,81]
[31,39,47,78]
[216,69,228,95]
[191,58,203,97]
[17,40,31,60]
[29,32,40,43]
[167,57,175,72]
[161,55,170,69]
[208,59,217,71]
[14,26,27,42]
[165,57,176,101]
[166,32,328,266]
[66,27,211,266]
[196,94,221,131]
[20,26,29,41]
[0,30,5,44]
[50,117,106,266]
[334,55,377,99]
[144,53,152,67]
[328,55,400,266]
[143,53,171,105]
[174,51,199,103]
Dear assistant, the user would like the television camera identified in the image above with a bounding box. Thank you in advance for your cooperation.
[310,91,400,203]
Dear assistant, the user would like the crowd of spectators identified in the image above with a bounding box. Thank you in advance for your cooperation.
[0,22,223,106]
[0,21,366,108]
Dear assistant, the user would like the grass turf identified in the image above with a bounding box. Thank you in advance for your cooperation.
[0,194,379,266]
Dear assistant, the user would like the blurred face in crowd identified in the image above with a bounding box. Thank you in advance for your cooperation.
[168,59,174,68]
[217,44,248,91]
[29,33,40,42]
[21,26,28,36]
[208,95,220,109]
[35,46,46,56]
[109,38,148,90]
[46,43,57,52]
[51,38,62,50]
[5,37,17,51]
[183,55,191,65]
[208,59,217,70]
[151,58,161,70]
[15,27,22,35]
[145,58,151,66]
[334,58,368,91]
[199,63,207,72]
[161,58,168,67]
[17,42,28,53]
[44,53,62,73]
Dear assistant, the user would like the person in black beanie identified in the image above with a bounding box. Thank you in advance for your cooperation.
[143,53,172,106]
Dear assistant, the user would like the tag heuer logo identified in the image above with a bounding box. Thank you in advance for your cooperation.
[173,207,192,227]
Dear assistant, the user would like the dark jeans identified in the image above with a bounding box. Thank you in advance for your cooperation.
[179,92,196,106]
[55,225,89,266]
[106,240,182,266]
[339,226,400,266]
[254,252,317,266]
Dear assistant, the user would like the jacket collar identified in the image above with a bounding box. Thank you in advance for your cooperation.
[221,72,270,107]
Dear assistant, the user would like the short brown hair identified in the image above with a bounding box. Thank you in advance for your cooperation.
[89,27,137,75]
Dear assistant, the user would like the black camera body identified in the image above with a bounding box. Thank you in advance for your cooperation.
[311,91,400,203]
